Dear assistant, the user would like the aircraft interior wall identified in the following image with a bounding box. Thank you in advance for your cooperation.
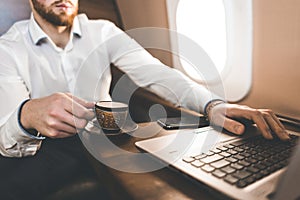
[114,0,300,121]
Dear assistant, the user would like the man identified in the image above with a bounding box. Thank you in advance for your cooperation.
[0,0,289,158]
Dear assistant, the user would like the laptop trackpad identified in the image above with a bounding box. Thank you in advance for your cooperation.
[135,127,237,163]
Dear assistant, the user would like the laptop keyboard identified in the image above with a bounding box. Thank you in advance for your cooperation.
[183,134,299,188]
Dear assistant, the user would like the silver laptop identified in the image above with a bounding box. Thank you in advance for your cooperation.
[135,124,300,200]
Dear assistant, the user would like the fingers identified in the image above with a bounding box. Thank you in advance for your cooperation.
[208,104,245,135]
[66,101,94,120]
[261,110,290,140]
[39,119,77,138]
[24,93,94,138]
[50,109,90,129]
[42,116,89,138]
[47,130,76,139]
[226,106,274,139]
[251,113,273,139]
[45,93,93,135]
[65,93,95,108]
[222,105,289,140]
[64,94,95,120]
[222,117,245,135]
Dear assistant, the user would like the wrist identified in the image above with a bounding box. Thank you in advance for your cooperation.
[204,100,226,118]
[19,99,34,131]
[18,100,41,138]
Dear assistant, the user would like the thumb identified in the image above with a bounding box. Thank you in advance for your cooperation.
[222,117,245,135]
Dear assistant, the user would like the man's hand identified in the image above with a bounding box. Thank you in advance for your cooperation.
[207,103,290,140]
[20,93,95,138]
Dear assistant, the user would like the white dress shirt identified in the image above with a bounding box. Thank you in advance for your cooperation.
[0,14,219,157]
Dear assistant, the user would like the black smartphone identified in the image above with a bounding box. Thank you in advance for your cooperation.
[157,116,209,130]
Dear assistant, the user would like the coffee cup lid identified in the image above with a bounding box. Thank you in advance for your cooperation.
[95,101,128,112]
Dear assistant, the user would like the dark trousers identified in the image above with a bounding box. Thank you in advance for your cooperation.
[0,135,107,200]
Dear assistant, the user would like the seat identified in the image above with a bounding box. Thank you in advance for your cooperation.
[0,0,31,35]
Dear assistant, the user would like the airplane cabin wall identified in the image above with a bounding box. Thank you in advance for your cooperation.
[241,0,300,120]
[115,0,173,67]
[79,0,122,27]
[115,0,300,120]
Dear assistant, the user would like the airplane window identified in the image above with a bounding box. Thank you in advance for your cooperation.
[166,0,253,101]
[176,0,227,76]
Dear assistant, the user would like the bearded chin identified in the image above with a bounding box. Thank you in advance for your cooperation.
[43,11,77,26]
[32,0,78,26]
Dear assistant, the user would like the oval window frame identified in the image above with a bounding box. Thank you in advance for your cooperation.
[166,0,253,102]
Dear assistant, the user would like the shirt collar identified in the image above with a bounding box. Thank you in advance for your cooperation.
[29,13,82,45]
[72,16,82,37]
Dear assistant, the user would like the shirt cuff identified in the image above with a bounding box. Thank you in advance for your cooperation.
[17,99,45,140]
[1,101,44,157]
[203,99,227,116]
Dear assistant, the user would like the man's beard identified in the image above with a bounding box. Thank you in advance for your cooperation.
[31,0,78,26]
